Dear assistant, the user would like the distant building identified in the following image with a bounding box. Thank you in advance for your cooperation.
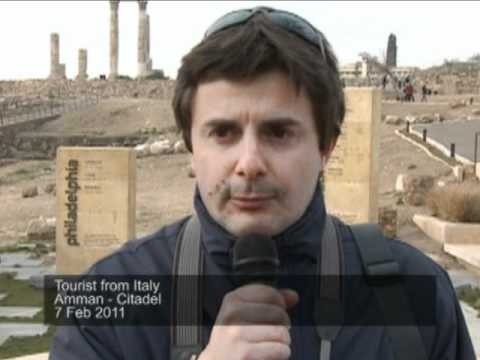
[339,59,418,85]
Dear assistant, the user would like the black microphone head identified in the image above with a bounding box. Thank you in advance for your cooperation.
[233,234,280,287]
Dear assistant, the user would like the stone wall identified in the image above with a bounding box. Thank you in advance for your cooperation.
[416,62,480,95]
[0,115,147,159]
[0,79,175,100]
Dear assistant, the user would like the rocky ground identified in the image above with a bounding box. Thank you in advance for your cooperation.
[1,95,479,272]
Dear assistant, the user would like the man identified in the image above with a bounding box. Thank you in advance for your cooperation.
[50,6,475,360]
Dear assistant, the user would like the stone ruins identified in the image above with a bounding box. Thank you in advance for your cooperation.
[76,49,88,81]
[386,33,397,67]
[109,0,120,80]
[48,0,153,81]
[137,1,153,78]
[49,33,66,80]
[108,0,153,80]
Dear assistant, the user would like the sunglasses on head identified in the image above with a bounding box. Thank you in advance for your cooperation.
[204,6,327,60]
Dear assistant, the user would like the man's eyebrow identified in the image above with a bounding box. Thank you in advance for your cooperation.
[201,118,238,129]
[260,117,302,127]
[201,117,302,130]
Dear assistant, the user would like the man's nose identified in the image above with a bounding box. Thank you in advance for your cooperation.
[234,134,267,180]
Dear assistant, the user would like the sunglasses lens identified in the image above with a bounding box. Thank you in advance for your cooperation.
[268,11,325,58]
[204,7,325,59]
[205,10,253,37]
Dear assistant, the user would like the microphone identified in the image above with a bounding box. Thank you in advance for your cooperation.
[233,234,280,287]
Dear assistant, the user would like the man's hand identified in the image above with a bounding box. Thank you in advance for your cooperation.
[198,284,299,360]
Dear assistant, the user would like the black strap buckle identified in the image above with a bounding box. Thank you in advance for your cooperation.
[365,260,402,286]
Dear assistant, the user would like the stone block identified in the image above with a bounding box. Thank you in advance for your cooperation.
[56,147,136,274]
[0,306,42,319]
[324,88,381,224]
[445,245,480,274]
[395,174,407,193]
[44,183,56,195]
[22,186,38,198]
[413,214,480,246]
[0,324,49,347]
[385,115,402,125]
[4,353,49,360]
[453,165,465,182]
[26,216,55,241]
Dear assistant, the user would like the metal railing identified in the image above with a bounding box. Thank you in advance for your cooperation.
[0,95,99,127]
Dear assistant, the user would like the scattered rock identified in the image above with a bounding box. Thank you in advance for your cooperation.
[450,101,466,109]
[44,183,56,195]
[134,143,150,158]
[22,186,38,198]
[173,140,187,154]
[26,216,56,241]
[385,115,403,125]
[395,174,408,193]
[402,175,435,206]
[405,114,417,123]
[467,115,480,121]
[433,113,444,122]
[150,139,171,155]
[407,164,417,170]
[417,114,434,124]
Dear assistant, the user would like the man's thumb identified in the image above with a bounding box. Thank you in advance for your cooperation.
[279,289,299,309]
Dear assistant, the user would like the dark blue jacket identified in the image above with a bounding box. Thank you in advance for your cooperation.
[50,186,476,359]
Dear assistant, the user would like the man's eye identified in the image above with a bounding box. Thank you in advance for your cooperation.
[209,126,237,140]
[214,127,231,137]
[269,127,291,139]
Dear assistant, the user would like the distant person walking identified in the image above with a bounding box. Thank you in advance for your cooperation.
[404,81,414,102]
[421,84,428,102]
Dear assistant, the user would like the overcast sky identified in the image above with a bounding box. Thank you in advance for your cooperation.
[1,1,479,80]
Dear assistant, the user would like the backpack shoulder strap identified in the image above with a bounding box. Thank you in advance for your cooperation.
[350,223,428,360]
[315,215,344,360]
[170,215,204,360]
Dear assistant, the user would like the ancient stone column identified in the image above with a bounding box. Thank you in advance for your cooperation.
[109,0,120,80]
[137,0,148,78]
[49,33,60,79]
[146,14,152,72]
[77,49,88,80]
[386,33,397,67]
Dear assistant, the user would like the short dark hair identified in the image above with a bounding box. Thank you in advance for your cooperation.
[172,12,345,153]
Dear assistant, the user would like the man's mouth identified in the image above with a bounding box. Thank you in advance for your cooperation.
[230,194,275,210]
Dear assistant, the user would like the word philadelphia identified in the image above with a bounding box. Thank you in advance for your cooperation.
[64,159,80,246]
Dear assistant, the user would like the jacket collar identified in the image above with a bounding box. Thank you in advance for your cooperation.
[193,183,327,268]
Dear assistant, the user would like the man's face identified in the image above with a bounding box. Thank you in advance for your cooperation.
[191,70,332,237]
